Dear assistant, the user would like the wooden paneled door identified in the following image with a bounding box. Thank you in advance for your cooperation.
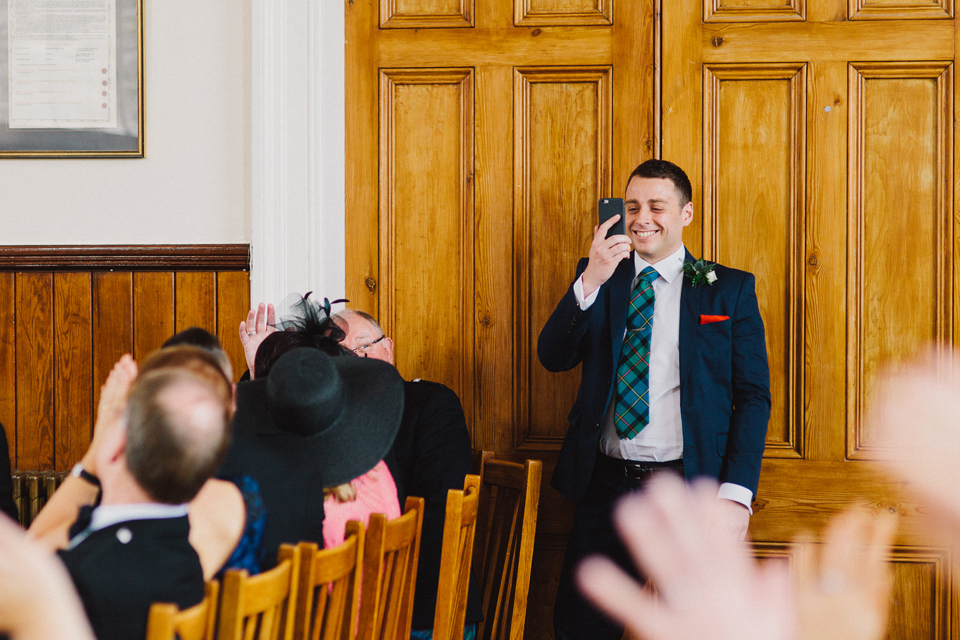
[346,1,655,636]
[663,0,959,637]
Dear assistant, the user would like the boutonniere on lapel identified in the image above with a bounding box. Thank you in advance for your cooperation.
[681,259,718,287]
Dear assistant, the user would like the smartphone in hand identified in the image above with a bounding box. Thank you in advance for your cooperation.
[599,198,625,238]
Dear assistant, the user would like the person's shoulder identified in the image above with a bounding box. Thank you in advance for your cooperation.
[707,262,755,288]
[404,378,462,409]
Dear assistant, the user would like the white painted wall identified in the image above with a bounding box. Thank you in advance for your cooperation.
[0,1,252,245]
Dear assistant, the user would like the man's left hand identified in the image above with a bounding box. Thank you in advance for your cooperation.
[717,498,750,540]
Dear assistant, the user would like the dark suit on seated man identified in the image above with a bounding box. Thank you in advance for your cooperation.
[538,160,771,640]
[58,361,233,640]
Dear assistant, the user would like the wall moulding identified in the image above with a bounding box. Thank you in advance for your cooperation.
[0,245,250,272]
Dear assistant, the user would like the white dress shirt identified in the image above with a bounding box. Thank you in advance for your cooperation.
[573,245,753,511]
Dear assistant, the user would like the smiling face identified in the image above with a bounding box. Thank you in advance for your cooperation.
[624,176,694,264]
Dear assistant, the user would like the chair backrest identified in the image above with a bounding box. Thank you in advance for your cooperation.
[218,543,301,640]
[146,580,220,640]
[356,496,424,640]
[292,522,365,640]
[472,454,542,640]
[432,475,482,640]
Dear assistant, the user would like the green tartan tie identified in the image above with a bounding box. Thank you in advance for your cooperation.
[614,266,658,439]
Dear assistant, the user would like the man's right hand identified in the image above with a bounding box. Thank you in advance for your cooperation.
[582,215,632,298]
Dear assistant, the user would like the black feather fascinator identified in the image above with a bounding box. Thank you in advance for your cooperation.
[277,292,349,349]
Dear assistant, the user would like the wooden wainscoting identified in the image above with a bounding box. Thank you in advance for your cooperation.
[0,245,250,472]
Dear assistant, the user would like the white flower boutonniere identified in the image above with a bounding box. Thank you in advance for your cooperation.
[682,259,718,288]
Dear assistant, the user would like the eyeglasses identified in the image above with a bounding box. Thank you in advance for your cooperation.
[350,334,386,357]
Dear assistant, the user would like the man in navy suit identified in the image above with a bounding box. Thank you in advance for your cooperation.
[539,159,770,640]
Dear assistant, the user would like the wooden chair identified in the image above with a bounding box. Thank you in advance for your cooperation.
[218,543,301,640]
[356,496,424,640]
[292,522,365,640]
[472,453,542,640]
[432,475,482,640]
[145,581,220,640]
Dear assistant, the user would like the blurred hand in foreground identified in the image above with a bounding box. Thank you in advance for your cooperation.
[577,475,795,640]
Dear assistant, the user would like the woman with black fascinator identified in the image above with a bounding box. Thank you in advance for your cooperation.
[221,294,404,565]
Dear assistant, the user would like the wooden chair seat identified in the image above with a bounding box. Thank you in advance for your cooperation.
[472,454,542,640]
[432,475,482,640]
[357,496,425,640]
[292,522,365,640]
[218,543,301,640]
[145,580,219,640]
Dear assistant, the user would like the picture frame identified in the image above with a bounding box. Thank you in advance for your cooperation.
[0,0,142,157]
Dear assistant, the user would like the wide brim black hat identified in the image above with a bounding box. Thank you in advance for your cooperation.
[229,347,404,487]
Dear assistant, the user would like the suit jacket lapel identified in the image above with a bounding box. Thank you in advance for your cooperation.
[608,255,635,368]
[679,247,700,385]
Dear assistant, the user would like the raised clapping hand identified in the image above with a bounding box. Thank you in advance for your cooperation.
[581,215,632,298]
[239,302,277,379]
[82,354,138,476]
[871,348,960,534]
[577,475,896,640]
[578,476,795,640]
[796,511,895,640]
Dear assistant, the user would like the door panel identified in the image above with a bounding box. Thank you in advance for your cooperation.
[379,69,475,407]
[704,64,806,457]
[516,66,611,451]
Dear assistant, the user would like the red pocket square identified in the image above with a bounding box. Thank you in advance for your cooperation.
[700,315,729,325]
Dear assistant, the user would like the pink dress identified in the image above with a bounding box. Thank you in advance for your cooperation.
[322,460,401,549]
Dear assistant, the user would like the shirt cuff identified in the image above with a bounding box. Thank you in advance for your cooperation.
[573,275,599,311]
[717,483,754,515]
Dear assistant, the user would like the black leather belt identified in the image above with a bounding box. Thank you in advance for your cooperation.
[596,453,684,481]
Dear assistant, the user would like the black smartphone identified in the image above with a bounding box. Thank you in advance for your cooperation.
[598,198,625,238]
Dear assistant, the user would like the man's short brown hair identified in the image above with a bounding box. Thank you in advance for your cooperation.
[124,368,232,505]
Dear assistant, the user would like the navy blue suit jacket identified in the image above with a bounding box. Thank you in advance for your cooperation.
[538,248,771,504]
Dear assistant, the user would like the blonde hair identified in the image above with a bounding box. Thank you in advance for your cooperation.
[324,482,357,502]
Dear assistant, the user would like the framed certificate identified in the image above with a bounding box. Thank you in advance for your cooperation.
[0,0,142,157]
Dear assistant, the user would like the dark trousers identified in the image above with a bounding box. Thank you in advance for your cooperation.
[553,453,683,640]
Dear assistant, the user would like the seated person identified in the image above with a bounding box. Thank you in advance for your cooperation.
[28,342,249,580]
[218,344,404,566]
[57,363,232,640]
[334,309,481,637]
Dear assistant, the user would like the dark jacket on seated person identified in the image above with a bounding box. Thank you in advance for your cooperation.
[387,379,483,629]
[58,511,204,640]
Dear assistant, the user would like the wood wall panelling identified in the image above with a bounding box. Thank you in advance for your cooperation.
[703,63,806,458]
[54,273,93,471]
[15,273,54,471]
[133,272,175,362]
[515,0,613,26]
[700,22,954,63]
[380,0,474,28]
[0,274,15,469]
[474,65,515,451]
[92,272,134,411]
[216,271,253,382]
[886,548,950,639]
[804,60,848,462]
[515,66,611,450]
[847,62,953,460]
[379,69,476,415]
[175,272,217,335]
[2,247,249,472]
[704,0,805,22]
[849,0,952,21]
